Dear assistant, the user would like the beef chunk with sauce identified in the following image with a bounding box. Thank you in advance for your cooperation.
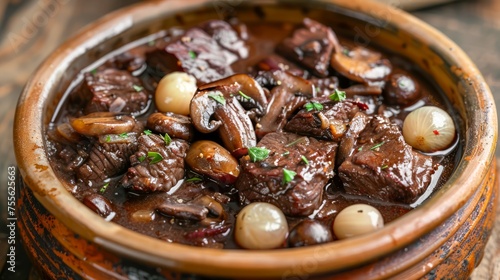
[236,132,337,216]
[277,18,339,77]
[146,23,248,84]
[285,99,361,141]
[121,134,188,193]
[79,68,149,115]
[76,135,140,187]
[338,115,435,204]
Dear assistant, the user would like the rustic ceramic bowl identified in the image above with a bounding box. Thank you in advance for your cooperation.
[14,0,498,279]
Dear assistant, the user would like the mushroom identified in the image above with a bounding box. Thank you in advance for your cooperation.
[190,74,268,157]
[70,112,136,137]
[331,45,392,85]
[147,112,194,141]
[255,70,316,138]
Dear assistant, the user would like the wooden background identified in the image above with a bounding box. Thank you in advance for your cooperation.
[0,0,499,278]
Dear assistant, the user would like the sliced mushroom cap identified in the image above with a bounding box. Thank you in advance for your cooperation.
[70,112,136,137]
[190,74,268,156]
[255,70,316,138]
[331,46,392,85]
[147,112,194,141]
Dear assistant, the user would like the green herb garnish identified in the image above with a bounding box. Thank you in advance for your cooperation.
[358,146,363,152]
[99,182,109,194]
[238,90,252,100]
[285,137,306,148]
[248,147,270,162]
[370,141,385,150]
[119,132,128,139]
[185,177,203,183]
[342,48,351,56]
[188,50,197,59]
[91,68,97,75]
[282,150,290,156]
[329,89,347,102]
[138,155,146,162]
[381,164,389,170]
[105,135,111,142]
[303,102,324,112]
[144,129,152,136]
[301,155,309,165]
[133,85,144,92]
[147,151,163,164]
[282,168,297,184]
[163,133,172,145]
[148,40,155,46]
[208,92,226,105]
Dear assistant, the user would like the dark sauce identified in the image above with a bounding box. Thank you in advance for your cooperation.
[46,20,461,249]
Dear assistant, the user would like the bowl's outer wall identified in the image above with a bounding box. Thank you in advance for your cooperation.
[13,0,497,278]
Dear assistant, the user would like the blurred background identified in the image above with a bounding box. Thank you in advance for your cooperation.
[0,0,498,279]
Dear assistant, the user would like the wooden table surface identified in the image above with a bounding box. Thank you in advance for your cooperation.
[0,0,498,279]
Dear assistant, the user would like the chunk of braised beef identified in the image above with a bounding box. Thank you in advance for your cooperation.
[277,18,340,77]
[146,25,247,84]
[80,68,149,115]
[200,20,248,59]
[76,139,139,187]
[285,100,360,141]
[121,134,188,193]
[338,115,435,204]
[236,132,337,216]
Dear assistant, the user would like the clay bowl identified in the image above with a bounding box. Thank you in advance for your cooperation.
[14,0,498,279]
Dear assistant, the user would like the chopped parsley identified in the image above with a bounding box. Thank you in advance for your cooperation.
[208,92,226,105]
[342,48,351,56]
[185,177,203,183]
[381,164,389,170]
[285,137,306,148]
[119,132,128,139]
[188,50,197,59]
[282,150,290,157]
[329,89,347,102]
[138,155,146,162]
[304,102,324,112]
[144,129,152,136]
[358,146,363,152]
[238,90,252,100]
[300,155,309,165]
[133,85,144,92]
[90,68,97,75]
[370,141,385,150]
[282,168,297,184]
[248,147,270,162]
[163,133,172,145]
[105,135,111,142]
[99,182,109,194]
[147,151,163,164]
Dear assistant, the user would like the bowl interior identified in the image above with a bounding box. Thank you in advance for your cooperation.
[14,0,497,277]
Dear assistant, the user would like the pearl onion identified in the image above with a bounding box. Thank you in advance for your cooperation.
[235,202,288,249]
[403,106,456,152]
[155,72,197,115]
[333,204,384,239]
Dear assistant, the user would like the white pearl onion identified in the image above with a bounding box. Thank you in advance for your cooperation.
[155,72,197,115]
[235,202,288,249]
[333,204,384,239]
[402,106,456,152]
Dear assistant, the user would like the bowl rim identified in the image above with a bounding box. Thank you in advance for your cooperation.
[14,0,498,278]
